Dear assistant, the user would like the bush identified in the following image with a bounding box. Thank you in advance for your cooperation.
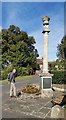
[51,70,66,84]
[2,65,33,80]
[2,64,13,80]
[2,70,8,80]
[16,67,33,76]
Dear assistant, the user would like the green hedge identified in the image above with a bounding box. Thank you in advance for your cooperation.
[51,70,66,84]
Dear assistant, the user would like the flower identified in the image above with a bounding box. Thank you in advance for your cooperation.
[32,84,36,87]
[22,84,40,94]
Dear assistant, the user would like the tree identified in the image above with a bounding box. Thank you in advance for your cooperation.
[57,35,66,84]
[57,35,66,60]
[2,25,39,77]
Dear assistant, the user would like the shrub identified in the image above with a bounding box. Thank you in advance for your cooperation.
[2,64,13,80]
[2,65,33,80]
[51,70,66,84]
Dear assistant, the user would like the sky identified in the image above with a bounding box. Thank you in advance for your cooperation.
[1,2,64,61]
[1,0,65,2]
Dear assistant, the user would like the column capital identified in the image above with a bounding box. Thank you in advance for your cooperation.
[42,16,50,33]
[42,16,50,25]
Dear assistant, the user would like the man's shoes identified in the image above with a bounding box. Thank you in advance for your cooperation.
[14,96,17,98]
[10,95,17,98]
[10,96,13,98]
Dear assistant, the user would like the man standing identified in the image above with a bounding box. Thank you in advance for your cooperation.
[8,68,17,97]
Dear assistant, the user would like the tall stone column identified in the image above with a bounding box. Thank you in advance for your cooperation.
[43,32,48,73]
[42,16,50,73]
[40,16,53,98]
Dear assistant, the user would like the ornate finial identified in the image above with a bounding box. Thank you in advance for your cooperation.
[42,16,50,33]
[42,16,50,25]
[42,16,50,22]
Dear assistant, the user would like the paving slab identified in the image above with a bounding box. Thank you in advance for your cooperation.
[2,93,52,118]
[2,75,66,119]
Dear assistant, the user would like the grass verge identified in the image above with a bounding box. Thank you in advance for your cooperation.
[0,75,32,83]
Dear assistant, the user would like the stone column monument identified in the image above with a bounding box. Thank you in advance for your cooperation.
[40,16,53,97]
[42,16,50,73]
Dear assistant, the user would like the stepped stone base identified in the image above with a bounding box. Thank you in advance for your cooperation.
[40,72,53,77]
[41,89,53,98]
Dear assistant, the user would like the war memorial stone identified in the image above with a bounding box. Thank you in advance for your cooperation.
[40,16,53,97]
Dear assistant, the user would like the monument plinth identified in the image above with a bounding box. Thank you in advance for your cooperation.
[40,16,53,98]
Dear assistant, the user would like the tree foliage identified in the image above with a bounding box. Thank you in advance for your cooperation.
[56,35,66,83]
[57,35,66,60]
[2,25,39,76]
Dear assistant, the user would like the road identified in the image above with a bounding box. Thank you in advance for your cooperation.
[1,75,65,119]
[2,75,40,104]
[1,75,52,119]
[1,75,41,119]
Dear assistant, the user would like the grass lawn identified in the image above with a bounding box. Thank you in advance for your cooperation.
[15,75,32,80]
[0,75,32,83]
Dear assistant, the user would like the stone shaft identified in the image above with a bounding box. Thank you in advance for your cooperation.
[43,32,48,73]
[42,16,50,73]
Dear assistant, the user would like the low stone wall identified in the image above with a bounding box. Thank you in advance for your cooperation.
[52,84,66,92]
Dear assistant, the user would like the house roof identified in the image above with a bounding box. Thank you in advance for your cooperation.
[37,59,43,64]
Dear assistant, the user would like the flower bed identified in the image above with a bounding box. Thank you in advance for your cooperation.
[22,84,40,94]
